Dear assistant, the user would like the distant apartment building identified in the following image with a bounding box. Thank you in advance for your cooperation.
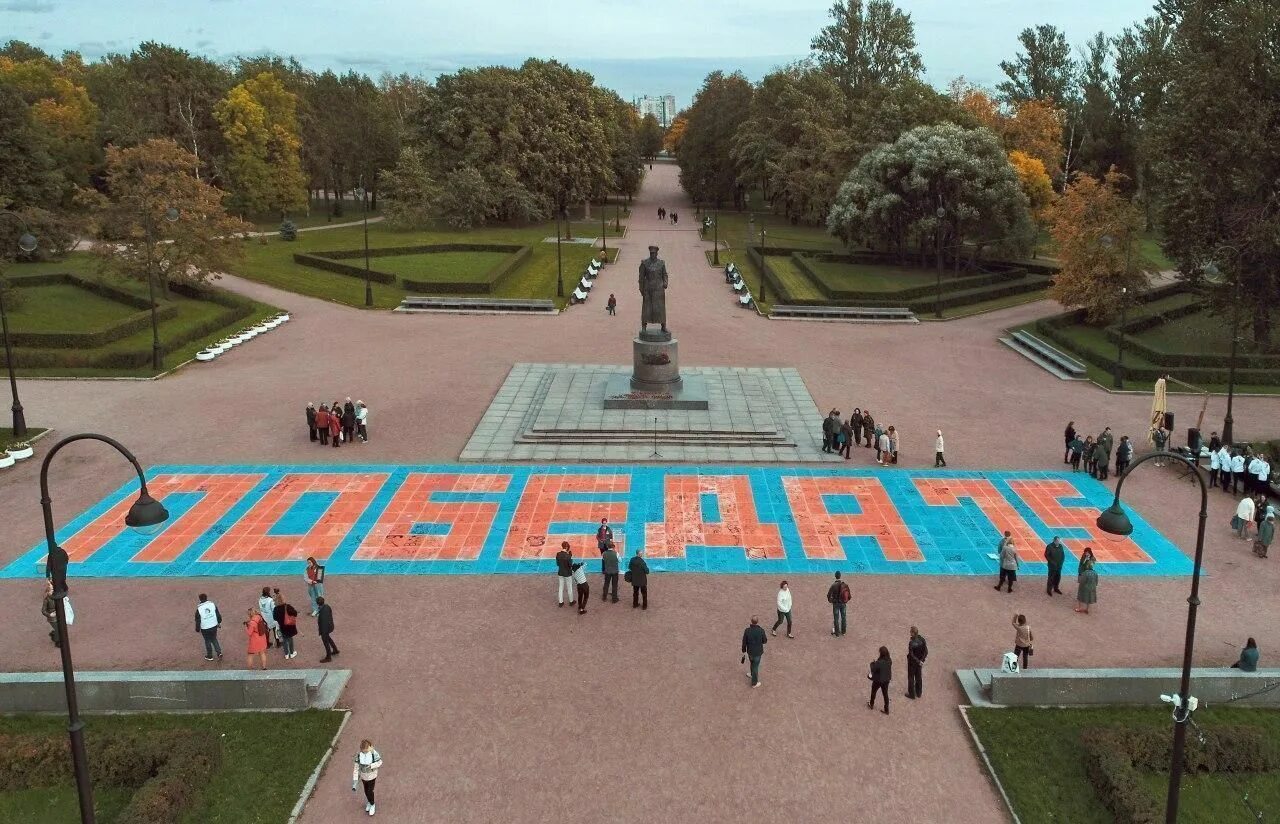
[633,94,677,127]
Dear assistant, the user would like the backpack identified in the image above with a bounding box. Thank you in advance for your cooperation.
[255,616,268,637]
[283,607,297,628]
[839,581,851,604]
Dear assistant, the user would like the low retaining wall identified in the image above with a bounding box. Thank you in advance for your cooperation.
[959,667,1280,707]
[0,670,342,713]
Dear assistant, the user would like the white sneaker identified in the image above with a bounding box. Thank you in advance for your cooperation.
[365,802,371,812]
[369,804,375,816]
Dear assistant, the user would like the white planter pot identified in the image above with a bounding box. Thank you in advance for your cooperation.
[196,351,217,362]
[7,446,33,461]
[263,320,281,329]
[278,314,290,323]
[252,325,270,334]
[0,455,14,469]
[208,344,229,354]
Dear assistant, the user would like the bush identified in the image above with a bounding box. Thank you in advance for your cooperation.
[279,220,299,242]
[1080,725,1275,824]
[0,729,221,822]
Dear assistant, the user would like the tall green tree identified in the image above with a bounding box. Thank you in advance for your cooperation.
[214,71,308,217]
[810,0,923,108]
[1153,0,1280,344]
[637,113,664,160]
[998,24,1078,105]
[676,71,754,208]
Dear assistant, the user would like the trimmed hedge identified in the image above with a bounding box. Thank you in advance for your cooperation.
[795,251,1028,301]
[0,729,221,823]
[296,243,534,294]
[1080,725,1275,824]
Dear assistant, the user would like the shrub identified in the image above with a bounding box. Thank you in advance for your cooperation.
[279,220,298,241]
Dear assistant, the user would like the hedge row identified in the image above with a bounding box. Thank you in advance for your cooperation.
[319,242,526,259]
[296,243,534,293]
[400,244,532,294]
[793,252,1029,301]
[1106,302,1280,370]
[10,303,180,348]
[1080,725,1274,824]
[292,253,398,284]
[0,729,221,823]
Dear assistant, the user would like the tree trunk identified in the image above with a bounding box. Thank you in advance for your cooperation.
[1253,304,1272,347]
[583,200,590,220]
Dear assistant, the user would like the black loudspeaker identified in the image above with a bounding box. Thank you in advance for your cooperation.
[1187,427,1201,452]
[1164,411,1175,433]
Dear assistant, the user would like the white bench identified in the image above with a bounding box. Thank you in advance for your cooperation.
[579,276,593,290]
[571,287,589,304]
[739,293,753,307]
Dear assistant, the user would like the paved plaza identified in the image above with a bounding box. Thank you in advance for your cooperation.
[2,162,1279,822]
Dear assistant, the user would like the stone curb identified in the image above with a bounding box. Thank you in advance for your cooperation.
[958,705,1020,824]
[288,708,351,824]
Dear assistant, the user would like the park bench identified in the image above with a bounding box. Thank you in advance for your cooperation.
[739,293,754,308]
[732,278,745,292]
[724,263,739,283]
[395,296,558,314]
[571,287,589,304]
[1002,330,1088,380]
[770,305,918,323]
[579,276,593,291]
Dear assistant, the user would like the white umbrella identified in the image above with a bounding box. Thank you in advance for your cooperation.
[1149,376,1168,445]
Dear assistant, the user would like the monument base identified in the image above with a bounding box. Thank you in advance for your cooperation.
[603,374,709,410]
[630,333,682,392]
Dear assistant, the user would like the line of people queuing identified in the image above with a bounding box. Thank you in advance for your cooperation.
[306,398,370,446]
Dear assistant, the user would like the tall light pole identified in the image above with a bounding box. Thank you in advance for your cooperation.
[1101,233,1133,389]
[42,433,170,824]
[934,203,946,319]
[1097,450,1208,824]
[0,211,37,437]
[555,208,564,299]
[1204,246,1242,444]
[354,181,373,307]
[759,219,768,305]
[142,207,179,372]
[601,197,608,262]
[712,211,719,266]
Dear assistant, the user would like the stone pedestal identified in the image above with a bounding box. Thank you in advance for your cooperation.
[631,332,682,393]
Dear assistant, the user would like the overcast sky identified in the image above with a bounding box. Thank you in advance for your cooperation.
[3,0,1160,107]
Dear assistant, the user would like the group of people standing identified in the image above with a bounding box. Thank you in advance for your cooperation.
[656,206,678,224]
[1231,491,1276,558]
[994,532,1099,615]
[1064,422,1135,479]
[821,408,926,466]
[306,398,370,446]
[554,519,649,612]
[1206,435,1273,496]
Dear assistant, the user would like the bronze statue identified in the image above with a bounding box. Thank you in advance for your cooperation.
[638,245,668,335]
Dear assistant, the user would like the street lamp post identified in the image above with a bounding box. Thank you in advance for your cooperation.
[601,199,608,262]
[615,204,621,233]
[934,203,946,319]
[0,211,37,437]
[1116,286,1128,389]
[712,211,719,266]
[354,182,373,307]
[1097,450,1208,824]
[759,219,767,305]
[142,207,179,372]
[41,433,170,824]
[555,209,564,299]
[1204,248,1242,444]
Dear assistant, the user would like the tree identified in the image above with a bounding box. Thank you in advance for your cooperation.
[663,115,687,155]
[1153,0,1280,344]
[93,139,251,296]
[998,24,1078,105]
[381,146,439,228]
[811,0,923,107]
[827,122,1034,265]
[0,83,60,209]
[1113,15,1173,229]
[637,113,663,160]
[1046,168,1150,323]
[950,81,1064,180]
[676,72,753,207]
[214,71,308,217]
[1008,150,1054,223]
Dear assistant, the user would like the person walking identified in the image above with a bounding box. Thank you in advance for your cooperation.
[607,293,617,316]
[41,580,60,648]
[827,571,850,636]
[1012,614,1034,670]
[1232,638,1260,672]
[839,417,854,459]
[1068,432,1085,472]
[316,404,331,445]
[905,626,928,699]
[245,607,269,670]
[1255,513,1275,558]
[600,540,620,602]
[1075,560,1099,614]
[555,541,575,607]
[273,590,299,659]
[934,430,946,467]
[628,549,649,609]
[304,557,325,617]
[771,581,793,638]
[355,401,369,443]
[317,596,339,661]
[306,402,318,442]
[195,593,223,661]
[1115,435,1133,476]
[352,738,383,816]
[741,615,768,688]
[328,405,342,448]
[994,533,1018,593]
[851,408,863,451]
[258,586,281,648]
[1233,493,1256,540]
[1044,536,1065,596]
[867,646,892,714]
[571,561,589,614]
[1063,421,1076,464]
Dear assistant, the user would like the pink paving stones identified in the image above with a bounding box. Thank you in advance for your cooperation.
[643,473,785,559]
[783,476,922,562]
[500,473,630,559]
[355,473,511,561]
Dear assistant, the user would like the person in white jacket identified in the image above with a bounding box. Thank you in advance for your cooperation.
[1235,495,1256,539]
[355,400,369,443]
[770,580,794,638]
[352,739,383,816]
[934,429,946,468]
[257,586,280,649]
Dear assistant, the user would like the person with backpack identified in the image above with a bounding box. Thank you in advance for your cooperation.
[245,607,269,670]
[273,590,299,659]
[905,626,928,699]
[827,571,850,636]
[352,738,383,816]
[867,646,892,714]
[258,586,281,648]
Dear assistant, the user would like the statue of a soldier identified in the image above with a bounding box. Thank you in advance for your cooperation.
[638,245,669,337]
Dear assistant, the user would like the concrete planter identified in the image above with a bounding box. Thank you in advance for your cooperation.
[6,446,33,461]
[195,350,218,362]
[0,454,15,469]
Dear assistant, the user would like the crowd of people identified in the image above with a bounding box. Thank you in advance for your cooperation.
[554,518,649,612]
[994,532,1099,615]
[305,398,370,446]
[819,408,934,466]
[656,206,678,224]
[1063,422,1140,478]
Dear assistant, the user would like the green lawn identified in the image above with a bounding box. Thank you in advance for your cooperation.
[967,706,1280,824]
[763,255,824,301]
[0,711,344,824]
[0,427,48,450]
[360,251,511,281]
[239,223,608,308]
[803,257,950,292]
[708,211,836,252]
[2,254,281,378]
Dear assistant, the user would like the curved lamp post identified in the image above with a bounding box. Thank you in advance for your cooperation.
[42,434,169,824]
[0,212,38,437]
[1100,233,1134,389]
[1096,449,1208,824]
[934,203,946,318]
[1204,246,1242,444]
[353,183,374,307]
[143,207,180,371]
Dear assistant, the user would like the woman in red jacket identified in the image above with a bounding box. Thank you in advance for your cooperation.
[316,404,331,445]
[245,607,269,670]
[328,405,342,448]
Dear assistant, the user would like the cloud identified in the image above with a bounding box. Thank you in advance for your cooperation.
[0,0,56,11]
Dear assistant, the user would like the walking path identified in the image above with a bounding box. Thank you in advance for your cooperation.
[1,162,1278,823]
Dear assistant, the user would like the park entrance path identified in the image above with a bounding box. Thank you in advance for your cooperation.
[0,162,1278,822]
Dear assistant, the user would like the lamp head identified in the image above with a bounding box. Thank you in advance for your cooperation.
[936,207,946,218]
[17,232,38,254]
[1096,500,1134,537]
[1100,234,1115,248]
[354,187,366,201]
[125,490,170,536]
[163,207,180,223]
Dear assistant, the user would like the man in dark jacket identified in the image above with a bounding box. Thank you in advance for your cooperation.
[868,646,892,714]
[596,518,614,551]
[1044,536,1066,596]
[905,626,928,699]
[821,410,836,452]
[1115,436,1133,476]
[1097,428,1114,480]
[862,411,875,447]
[628,550,649,609]
[555,541,575,607]
[317,597,339,662]
[601,541,620,603]
[741,616,768,688]
[306,402,317,442]
[827,571,850,636]
[342,399,357,444]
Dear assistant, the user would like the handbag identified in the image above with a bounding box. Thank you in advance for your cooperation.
[624,569,632,583]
